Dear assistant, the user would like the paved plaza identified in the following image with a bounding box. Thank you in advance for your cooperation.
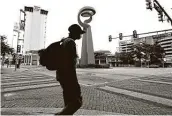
[1,65,172,115]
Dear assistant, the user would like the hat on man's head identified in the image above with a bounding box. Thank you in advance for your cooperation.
[68,24,85,34]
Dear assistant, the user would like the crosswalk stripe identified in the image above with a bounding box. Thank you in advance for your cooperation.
[136,78,172,85]
[1,76,53,82]
[1,83,60,93]
[1,79,55,86]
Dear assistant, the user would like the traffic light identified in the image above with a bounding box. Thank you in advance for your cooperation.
[17,45,21,53]
[154,3,161,12]
[109,35,112,42]
[154,3,164,22]
[133,30,138,38]
[158,12,163,22]
[119,33,123,40]
[145,0,152,10]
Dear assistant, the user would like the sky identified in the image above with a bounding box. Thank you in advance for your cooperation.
[0,0,172,57]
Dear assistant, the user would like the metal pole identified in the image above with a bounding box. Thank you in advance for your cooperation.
[154,0,172,25]
[111,29,172,40]
[15,10,21,71]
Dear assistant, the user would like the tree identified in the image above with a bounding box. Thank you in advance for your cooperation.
[1,35,14,65]
[1,35,14,55]
[118,52,134,66]
[149,42,165,64]
[131,42,165,66]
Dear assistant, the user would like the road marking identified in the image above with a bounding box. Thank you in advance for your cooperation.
[136,78,172,85]
[100,86,172,107]
[1,76,53,83]
[3,93,16,97]
[2,83,60,93]
[78,81,110,87]
[1,79,55,86]
[79,83,91,86]
[1,75,49,79]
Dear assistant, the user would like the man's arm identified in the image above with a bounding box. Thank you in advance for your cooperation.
[66,40,77,66]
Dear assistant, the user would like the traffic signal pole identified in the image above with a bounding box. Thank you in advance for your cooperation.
[109,29,172,41]
[153,0,172,25]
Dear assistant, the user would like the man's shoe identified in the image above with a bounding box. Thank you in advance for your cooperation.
[55,98,82,115]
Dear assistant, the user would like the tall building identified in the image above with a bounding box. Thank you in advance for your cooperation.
[119,39,134,53]
[156,33,172,63]
[24,6,48,53]
[23,6,48,65]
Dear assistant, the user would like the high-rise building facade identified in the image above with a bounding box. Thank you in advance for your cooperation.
[156,32,172,63]
[119,40,134,53]
[24,6,48,53]
[118,30,172,64]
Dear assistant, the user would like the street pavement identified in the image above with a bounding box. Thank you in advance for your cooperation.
[1,65,172,115]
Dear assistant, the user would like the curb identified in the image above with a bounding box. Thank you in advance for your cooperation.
[99,86,172,107]
[1,108,123,115]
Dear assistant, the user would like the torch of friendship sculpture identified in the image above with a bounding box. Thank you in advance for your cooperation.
[78,6,96,65]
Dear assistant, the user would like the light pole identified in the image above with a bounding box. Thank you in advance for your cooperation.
[15,9,25,71]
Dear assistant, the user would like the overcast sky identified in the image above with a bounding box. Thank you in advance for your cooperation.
[0,0,172,57]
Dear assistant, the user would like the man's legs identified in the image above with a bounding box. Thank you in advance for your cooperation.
[56,96,82,115]
[56,89,82,115]
[55,70,82,115]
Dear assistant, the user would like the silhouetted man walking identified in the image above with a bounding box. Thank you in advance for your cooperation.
[55,24,85,115]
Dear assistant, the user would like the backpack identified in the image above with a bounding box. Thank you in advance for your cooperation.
[38,40,64,71]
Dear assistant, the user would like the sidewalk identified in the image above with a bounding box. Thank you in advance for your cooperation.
[1,66,172,115]
[1,65,29,74]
